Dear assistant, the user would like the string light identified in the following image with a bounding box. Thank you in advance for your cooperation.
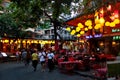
[105,21,110,26]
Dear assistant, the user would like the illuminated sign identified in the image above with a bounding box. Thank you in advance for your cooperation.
[113,36,120,40]
[86,35,93,39]
[112,29,120,33]
[86,34,102,39]
[94,34,102,38]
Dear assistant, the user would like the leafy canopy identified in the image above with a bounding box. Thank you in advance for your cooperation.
[0,0,111,38]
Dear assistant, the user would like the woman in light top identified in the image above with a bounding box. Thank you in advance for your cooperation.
[38,49,46,72]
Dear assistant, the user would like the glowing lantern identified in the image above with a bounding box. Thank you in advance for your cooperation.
[66,27,71,31]
[100,42,104,46]
[76,34,81,37]
[112,41,116,45]
[94,26,99,30]
[110,22,115,27]
[80,31,85,35]
[27,40,30,43]
[94,24,101,29]
[4,39,9,43]
[95,18,100,24]
[22,40,26,43]
[70,32,74,35]
[100,17,105,24]
[70,30,76,35]
[39,41,42,43]
[85,20,92,26]
[114,19,120,24]
[85,27,88,31]
[77,23,84,28]
[11,40,13,43]
[34,40,38,43]
[88,26,92,29]
[17,40,20,43]
[76,26,81,32]
[105,21,110,26]
[41,41,45,44]
[52,41,55,44]
[100,23,104,27]
[31,40,34,43]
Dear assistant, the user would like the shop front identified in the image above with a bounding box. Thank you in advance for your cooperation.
[0,38,55,54]
[65,1,120,56]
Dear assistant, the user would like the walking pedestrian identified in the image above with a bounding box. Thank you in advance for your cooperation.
[47,50,55,72]
[26,50,31,66]
[21,49,27,66]
[31,50,39,71]
[38,49,46,72]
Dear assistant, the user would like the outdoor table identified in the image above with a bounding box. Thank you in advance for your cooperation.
[59,60,83,71]
[58,58,64,65]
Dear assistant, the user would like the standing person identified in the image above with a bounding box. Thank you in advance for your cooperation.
[38,49,46,72]
[47,50,55,72]
[31,50,39,71]
[21,49,27,66]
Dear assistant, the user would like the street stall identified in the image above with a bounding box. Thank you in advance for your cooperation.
[0,38,55,54]
[65,1,120,55]
[57,1,120,77]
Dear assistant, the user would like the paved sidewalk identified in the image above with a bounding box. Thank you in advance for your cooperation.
[0,62,93,80]
[1,56,120,80]
[73,70,101,80]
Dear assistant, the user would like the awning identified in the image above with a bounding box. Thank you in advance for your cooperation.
[65,1,120,37]
[66,2,120,27]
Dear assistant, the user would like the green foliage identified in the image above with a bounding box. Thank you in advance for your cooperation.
[0,6,3,10]
[0,0,3,3]
[0,0,3,10]
[9,0,43,29]
[9,0,78,29]
[0,13,19,37]
[1,0,108,39]
[52,0,73,18]
[38,21,51,29]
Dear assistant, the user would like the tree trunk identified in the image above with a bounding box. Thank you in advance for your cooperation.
[53,22,59,51]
